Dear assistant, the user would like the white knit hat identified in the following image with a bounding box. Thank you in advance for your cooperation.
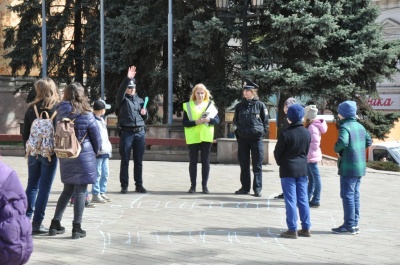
[304,105,318,120]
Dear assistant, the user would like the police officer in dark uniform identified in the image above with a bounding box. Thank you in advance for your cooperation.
[233,80,269,197]
[116,66,149,194]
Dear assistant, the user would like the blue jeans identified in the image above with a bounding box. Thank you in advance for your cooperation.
[26,154,58,223]
[188,142,212,187]
[281,176,311,231]
[119,130,145,188]
[307,162,321,204]
[340,175,361,228]
[92,157,109,194]
[237,137,263,193]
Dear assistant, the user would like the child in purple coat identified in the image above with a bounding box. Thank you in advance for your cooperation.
[0,160,33,265]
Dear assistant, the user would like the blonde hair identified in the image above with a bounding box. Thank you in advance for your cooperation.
[29,77,60,109]
[190,83,212,101]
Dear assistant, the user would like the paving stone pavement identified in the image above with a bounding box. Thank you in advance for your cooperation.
[1,155,400,265]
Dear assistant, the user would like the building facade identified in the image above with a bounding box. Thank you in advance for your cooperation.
[372,0,400,111]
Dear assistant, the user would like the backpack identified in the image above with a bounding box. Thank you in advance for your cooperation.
[54,117,87,159]
[25,105,57,162]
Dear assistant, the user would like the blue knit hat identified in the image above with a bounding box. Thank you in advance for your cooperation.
[287,104,304,122]
[338,100,357,118]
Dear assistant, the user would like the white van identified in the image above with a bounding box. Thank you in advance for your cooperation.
[368,141,400,166]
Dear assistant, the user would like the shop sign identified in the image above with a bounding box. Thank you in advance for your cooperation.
[367,94,400,110]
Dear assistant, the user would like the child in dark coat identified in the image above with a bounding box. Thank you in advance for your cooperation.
[274,104,312,239]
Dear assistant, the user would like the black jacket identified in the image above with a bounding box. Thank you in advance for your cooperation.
[116,77,148,128]
[22,101,58,148]
[233,98,268,140]
[274,121,311,178]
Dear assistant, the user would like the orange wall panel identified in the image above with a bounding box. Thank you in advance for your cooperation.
[269,120,400,157]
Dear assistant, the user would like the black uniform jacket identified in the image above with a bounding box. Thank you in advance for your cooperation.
[233,98,269,140]
[116,77,148,128]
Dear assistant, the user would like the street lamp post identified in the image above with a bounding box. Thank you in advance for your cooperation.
[41,0,47,78]
[215,0,264,80]
[168,0,173,126]
[100,0,105,100]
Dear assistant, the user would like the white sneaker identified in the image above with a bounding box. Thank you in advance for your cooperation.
[92,194,106,203]
[100,193,111,202]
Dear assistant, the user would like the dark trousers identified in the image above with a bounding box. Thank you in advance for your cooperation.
[119,130,145,188]
[237,137,264,193]
[188,142,212,187]
[53,183,87,224]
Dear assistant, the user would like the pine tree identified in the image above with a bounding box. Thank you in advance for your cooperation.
[4,0,399,138]
[4,0,102,84]
[104,0,239,131]
[253,0,400,138]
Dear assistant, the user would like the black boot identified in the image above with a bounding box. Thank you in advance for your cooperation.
[32,222,49,235]
[202,186,209,194]
[188,185,196,193]
[49,219,65,236]
[72,222,86,239]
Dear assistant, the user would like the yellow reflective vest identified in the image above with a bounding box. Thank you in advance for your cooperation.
[182,101,214,144]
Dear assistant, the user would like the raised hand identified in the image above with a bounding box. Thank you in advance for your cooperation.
[127,66,136,79]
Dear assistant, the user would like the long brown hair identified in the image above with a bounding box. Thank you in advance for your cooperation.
[29,77,60,109]
[63,82,92,114]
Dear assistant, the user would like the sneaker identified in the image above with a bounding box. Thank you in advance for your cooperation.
[254,192,262,197]
[85,200,96,208]
[101,193,111,202]
[331,225,357,235]
[280,230,298,239]
[309,201,320,208]
[135,186,147,193]
[188,186,196,193]
[274,193,284,199]
[235,188,249,195]
[297,229,311,237]
[349,227,357,235]
[92,194,106,203]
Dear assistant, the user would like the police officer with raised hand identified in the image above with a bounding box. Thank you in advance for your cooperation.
[233,80,269,197]
[116,66,149,194]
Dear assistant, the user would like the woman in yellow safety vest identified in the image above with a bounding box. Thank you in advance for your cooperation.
[182,83,220,194]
